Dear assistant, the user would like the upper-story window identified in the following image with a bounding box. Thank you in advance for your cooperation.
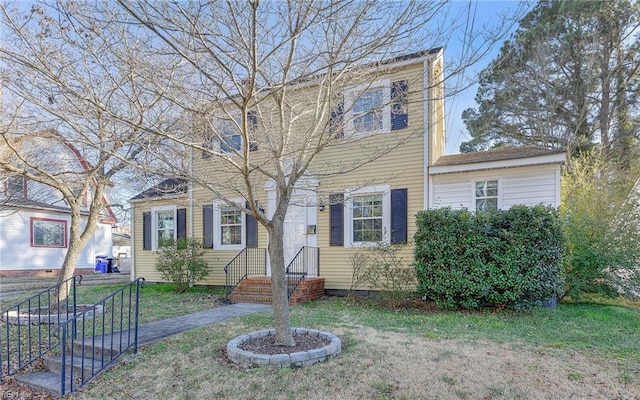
[4,176,26,199]
[344,79,408,137]
[353,88,385,133]
[204,112,258,157]
[475,180,498,212]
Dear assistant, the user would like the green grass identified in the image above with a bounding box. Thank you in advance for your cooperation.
[70,295,640,400]
[288,297,640,367]
[1,283,224,324]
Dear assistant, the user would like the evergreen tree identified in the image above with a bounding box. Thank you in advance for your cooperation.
[461,0,640,166]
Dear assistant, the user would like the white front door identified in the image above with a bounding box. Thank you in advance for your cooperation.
[283,196,308,266]
[266,190,318,276]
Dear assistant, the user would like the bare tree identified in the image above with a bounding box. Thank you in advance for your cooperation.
[0,1,178,306]
[112,0,523,346]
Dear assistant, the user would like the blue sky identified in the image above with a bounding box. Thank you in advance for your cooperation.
[442,1,532,154]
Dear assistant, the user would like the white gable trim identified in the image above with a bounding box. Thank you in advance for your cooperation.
[429,153,566,175]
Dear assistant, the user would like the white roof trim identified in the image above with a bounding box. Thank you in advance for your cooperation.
[429,153,566,175]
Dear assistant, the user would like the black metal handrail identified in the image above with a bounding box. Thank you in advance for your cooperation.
[56,277,144,396]
[286,246,319,298]
[224,247,267,301]
[1,276,80,376]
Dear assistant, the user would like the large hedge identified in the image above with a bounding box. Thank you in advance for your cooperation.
[414,205,564,309]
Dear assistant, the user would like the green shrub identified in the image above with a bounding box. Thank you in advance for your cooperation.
[155,237,210,293]
[414,205,564,309]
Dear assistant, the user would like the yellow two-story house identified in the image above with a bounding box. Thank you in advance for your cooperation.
[129,48,565,300]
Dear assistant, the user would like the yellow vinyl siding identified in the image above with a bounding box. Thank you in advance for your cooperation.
[133,55,440,291]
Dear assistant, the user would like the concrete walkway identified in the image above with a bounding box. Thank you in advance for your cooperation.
[14,302,272,396]
[134,303,271,346]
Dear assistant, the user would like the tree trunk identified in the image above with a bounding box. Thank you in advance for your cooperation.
[267,213,295,347]
[52,209,97,311]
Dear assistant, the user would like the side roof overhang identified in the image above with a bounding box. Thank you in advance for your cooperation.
[1,198,90,216]
[429,147,566,175]
[129,178,189,203]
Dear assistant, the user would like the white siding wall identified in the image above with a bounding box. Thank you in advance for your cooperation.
[0,210,112,272]
[430,164,561,211]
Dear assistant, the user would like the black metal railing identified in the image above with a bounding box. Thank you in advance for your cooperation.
[55,278,144,396]
[224,248,267,301]
[1,276,80,376]
[286,246,319,298]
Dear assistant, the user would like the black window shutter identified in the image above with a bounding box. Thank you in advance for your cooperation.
[329,193,344,246]
[202,205,213,248]
[391,80,408,131]
[142,212,151,250]
[247,111,258,151]
[390,188,408,244]
[177,208,187,240]
[245,202,258,247]
[330,96,344,139]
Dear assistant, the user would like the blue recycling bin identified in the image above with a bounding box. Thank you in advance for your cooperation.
[95,255,109,274]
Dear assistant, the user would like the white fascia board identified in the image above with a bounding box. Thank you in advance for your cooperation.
[429,153,566,175]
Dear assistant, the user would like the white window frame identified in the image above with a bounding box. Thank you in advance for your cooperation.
[213,198,246,250]
[344,184,391,247]
[344,79,391,137]
[474,180,500,212]
[218,116,243,153]
[211,113,257,154]
[151,205,177,251]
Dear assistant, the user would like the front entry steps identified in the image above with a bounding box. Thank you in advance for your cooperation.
[14,335,125,397]
[230,277,325,305]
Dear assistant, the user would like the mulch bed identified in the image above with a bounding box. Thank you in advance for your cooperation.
[238,332,330,355]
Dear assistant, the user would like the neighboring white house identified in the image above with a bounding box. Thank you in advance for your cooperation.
[0,137,117,278]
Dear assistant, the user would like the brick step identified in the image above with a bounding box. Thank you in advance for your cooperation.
[229,293,273,304]
[233,285,273,294]
[230,277,325,306]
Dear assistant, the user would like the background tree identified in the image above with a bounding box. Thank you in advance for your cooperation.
[561,152,640,298]
[115,0,524,346]
[0,1,176,306]
[461,0,640,166]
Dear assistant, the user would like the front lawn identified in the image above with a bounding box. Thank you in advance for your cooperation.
[70,295,640,400]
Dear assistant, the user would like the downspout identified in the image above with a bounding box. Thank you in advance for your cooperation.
[188,146,194,238]
[129,203,135,281]
[188,145,195,287]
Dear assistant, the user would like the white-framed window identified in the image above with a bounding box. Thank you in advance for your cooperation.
[344,184,391,247]
[213,199,245,250]
[151,205,176,250]
[31,217,67,248]
[204,112,258,155]
[220,118,242,152]
[475,180,499,212]
[345,79,391,136]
